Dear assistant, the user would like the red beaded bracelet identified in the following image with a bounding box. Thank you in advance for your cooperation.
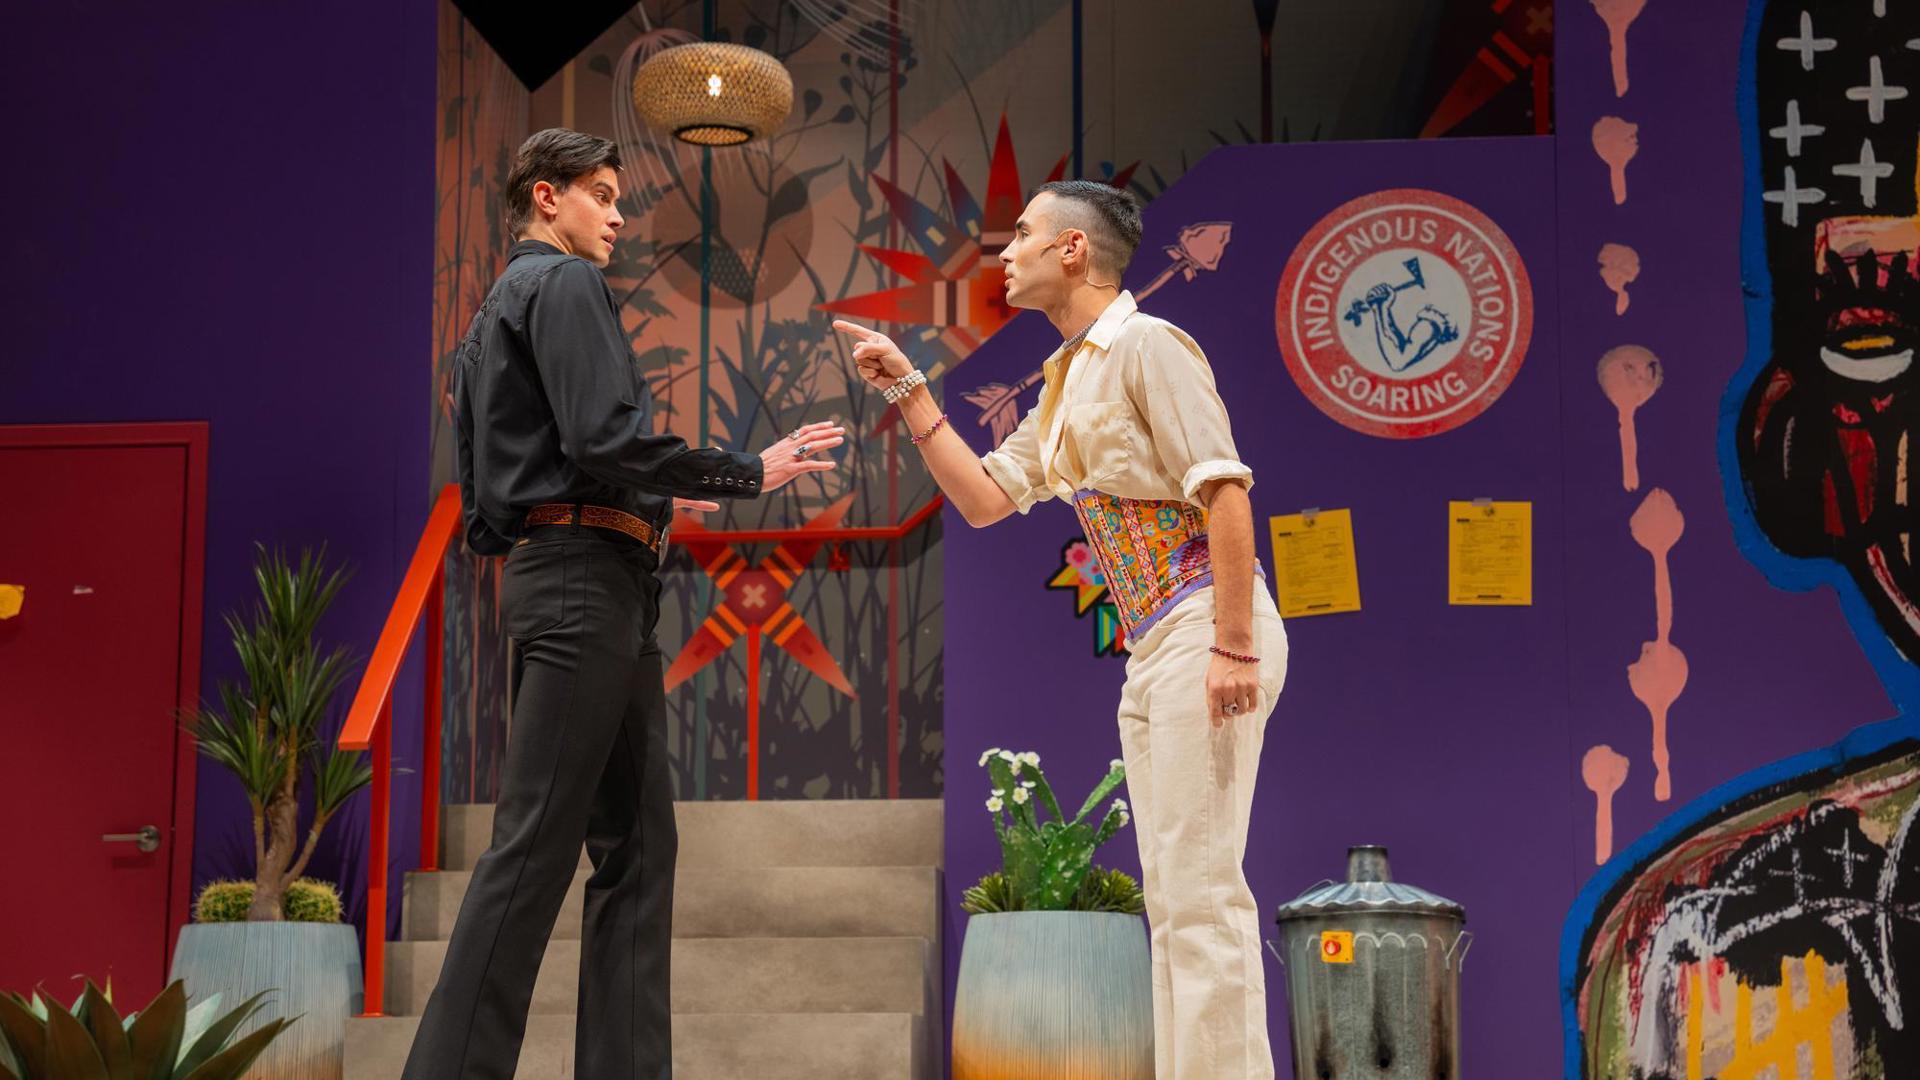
[1209,645,1260,664]
[910,412,949,445]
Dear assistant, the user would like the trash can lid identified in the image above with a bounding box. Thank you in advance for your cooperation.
[1273,845,1465,920]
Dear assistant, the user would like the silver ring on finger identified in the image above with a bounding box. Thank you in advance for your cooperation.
[787,427,803,441]
[1226,702,1240,716]
[794,443,812,459]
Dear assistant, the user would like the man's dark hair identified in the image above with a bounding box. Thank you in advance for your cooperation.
[504,128,623,238]
[1032,180,1143,279]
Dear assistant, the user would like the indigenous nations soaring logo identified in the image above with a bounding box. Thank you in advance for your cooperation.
[1275,188,1534,439]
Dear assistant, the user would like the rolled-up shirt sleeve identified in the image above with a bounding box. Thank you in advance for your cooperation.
[981,403,1053,514]
[528,260,763,499]
[1126,323,1253,507]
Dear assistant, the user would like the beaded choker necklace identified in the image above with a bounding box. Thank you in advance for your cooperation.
[1059,319,1096,357]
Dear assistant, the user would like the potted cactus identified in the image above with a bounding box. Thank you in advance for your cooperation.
[171,546,367,1080]
[951,749,1152,1080]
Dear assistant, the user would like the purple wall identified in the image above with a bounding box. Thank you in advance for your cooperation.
[1,0,437,938]
[943,6,1892,1067]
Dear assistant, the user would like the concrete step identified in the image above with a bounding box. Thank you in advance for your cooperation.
[382,936,934,1018]
[402,864,941,943]
[344,1012,930,1080]
[440,799,944,873]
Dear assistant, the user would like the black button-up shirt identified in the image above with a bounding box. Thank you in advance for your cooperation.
[454,240,765,555]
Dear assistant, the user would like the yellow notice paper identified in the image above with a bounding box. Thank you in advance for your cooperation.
[1449,501,1532,605]
[1267,509,1361,618]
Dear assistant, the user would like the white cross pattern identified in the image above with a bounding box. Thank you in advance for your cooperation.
[1765,165,1827,227]
[1833,138,1896,207]
[740,583,768,609]
[1779,10,1839,70]
[1769,99,1826,157]
[1846,55,1909,123]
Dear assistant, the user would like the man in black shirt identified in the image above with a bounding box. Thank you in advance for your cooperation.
[403,128,843,1080]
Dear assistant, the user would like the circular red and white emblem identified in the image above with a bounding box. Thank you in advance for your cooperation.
[1275,189,1533,439]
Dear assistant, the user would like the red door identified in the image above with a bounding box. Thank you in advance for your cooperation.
[0,424,206,1005]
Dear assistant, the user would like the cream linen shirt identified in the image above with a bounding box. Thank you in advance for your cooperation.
[982,291,1253,513]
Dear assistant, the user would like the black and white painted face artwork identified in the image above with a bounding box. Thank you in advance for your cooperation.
[1738,1,1920,664]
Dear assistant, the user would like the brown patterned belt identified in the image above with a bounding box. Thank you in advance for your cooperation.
[522,503,666,553]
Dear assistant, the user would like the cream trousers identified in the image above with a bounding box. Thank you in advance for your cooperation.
[1118,584,1287,1080]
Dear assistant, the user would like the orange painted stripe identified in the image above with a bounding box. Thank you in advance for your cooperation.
[772,614,806,647]
[1477,47,1517,84]
[762,603,795,638]
[772,546,805,575]
[714,603,748,636]
[702,615,737,649]
[1492,31,1531,69]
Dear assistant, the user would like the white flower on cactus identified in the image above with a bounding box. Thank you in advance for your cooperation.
[998,750,1017,761]
[1020,752,1041,767]
[986,796,1004,813]
[1113,798,1128,812]
[1012,787,1030,805]
[1109,758,1125,772]
[1020,780,1036,789]
[991,788,1006,797]
[1118,810,1131,827]
[979,747,1001,767]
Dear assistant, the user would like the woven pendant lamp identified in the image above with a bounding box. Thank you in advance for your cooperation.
[632,42,794,147]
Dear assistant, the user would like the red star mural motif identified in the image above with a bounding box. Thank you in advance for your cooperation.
[1421,0,1554,138]
[817,113,1136,379]
[663,494,858,697]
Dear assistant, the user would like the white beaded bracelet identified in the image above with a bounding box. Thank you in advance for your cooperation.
[883,369,927,405]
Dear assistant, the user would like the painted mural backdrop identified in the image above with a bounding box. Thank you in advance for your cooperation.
[1566,2,1920,1076]
[430,0,1551,803]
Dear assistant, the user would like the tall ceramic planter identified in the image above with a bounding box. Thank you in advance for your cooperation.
[170,923,363,1080]
[951,911,1153,1080]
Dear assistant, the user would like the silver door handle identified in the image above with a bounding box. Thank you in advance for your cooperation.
[103,826,161,854]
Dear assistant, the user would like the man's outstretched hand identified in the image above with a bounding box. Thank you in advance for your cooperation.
[760,420,847,491]
[833,320,915,391]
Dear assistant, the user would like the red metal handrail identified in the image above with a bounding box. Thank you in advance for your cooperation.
[338,483,460,1017]
[337,484,944,1013]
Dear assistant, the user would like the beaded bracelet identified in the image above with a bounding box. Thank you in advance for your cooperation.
[1209,645,1260,664]
[910,413,949,445]
[883,369,927,404]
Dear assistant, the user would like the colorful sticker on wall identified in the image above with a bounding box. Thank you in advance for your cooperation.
[1319,930,1355,964]
[1267,509,1362,618]
[1046,539,1127,657]
[1275,189,1535,439]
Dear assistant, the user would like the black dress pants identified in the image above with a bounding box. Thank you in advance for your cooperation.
[403,526,676,1080]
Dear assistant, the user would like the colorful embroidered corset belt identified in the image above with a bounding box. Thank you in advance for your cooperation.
[1072,490,1228,642]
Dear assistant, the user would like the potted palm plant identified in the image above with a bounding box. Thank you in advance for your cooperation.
[951,749,1152,1080]
[172,546,371,1079]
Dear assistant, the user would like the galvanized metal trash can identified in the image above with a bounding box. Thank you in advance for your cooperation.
[1272,845,1471,1080]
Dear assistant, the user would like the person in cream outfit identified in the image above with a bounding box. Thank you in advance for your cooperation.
[836,179,1288,1079]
